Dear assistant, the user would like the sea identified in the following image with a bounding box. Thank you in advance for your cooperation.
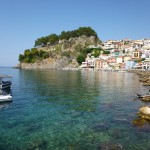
[0,67,150,150]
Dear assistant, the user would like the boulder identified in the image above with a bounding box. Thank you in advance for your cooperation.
[137,106,150,120]
[139,77,149,82]
[142,82,150,86]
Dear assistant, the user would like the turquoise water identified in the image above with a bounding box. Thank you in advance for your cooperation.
[0,68,150,150]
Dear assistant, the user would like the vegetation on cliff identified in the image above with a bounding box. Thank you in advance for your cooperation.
[19,48,49,63]
[76,47,110,64]
[34,27,98,47]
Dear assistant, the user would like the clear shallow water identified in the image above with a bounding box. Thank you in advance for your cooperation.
[0,68,150,150]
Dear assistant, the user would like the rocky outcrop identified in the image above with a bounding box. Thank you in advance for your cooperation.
[137,71,150,86]
[19,35,97,69]
[19,57,78,69]
[128,70,150,122]
[142,95,150,102]
[137,106,150,120]
[135,94,150,102]
[128,70,150,86]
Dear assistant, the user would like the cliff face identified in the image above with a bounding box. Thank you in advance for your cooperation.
[19,57,78,69]
[19,35,97,69]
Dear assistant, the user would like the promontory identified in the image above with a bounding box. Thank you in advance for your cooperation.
[18,27,102,69]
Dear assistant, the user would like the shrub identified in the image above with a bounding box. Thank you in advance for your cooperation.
[76,54,86,64]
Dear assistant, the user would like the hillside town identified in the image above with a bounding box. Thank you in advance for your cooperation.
[79,38,150,70]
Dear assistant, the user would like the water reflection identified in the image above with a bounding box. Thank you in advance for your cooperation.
[0,102,12,109]
[0,87,12,106]
[20,69,100,112]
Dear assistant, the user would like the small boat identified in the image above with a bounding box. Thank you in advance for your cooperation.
[0,94,12,102]
[0,74,12,90]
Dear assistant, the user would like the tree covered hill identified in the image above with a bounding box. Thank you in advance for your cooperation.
[18,27,102,68]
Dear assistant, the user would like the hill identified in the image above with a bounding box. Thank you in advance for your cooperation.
[18,27,102,69]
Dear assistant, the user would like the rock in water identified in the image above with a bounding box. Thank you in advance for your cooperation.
[132,117,147,127]
[142,95,150,102]
[137,106,150,120]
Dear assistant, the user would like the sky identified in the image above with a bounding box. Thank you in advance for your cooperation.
[0,0,150,66]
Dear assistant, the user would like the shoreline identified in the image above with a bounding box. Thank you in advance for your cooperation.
[14,66,150,72]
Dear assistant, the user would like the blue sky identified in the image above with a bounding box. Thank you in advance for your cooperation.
[0,0,150,66]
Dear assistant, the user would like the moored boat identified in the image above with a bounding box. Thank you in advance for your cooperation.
[0,94,12,102]
[0,74,12,90]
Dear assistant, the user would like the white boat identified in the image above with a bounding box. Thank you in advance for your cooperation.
[0,74,12,90]
[0,94,12,102]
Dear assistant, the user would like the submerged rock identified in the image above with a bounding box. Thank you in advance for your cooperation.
[137,106,150,120]
[132,117,147,127]
[98,142,123,150]
[92,123,109,132]
[111,129,122,139]
[142,95,150,102]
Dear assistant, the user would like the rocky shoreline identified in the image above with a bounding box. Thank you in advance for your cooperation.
[128,69,150,86]
[128,70,150,121]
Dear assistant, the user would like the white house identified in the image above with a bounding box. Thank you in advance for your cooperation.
[142,59,150,70]
[116,56,123,64]
[103,40,115,50]
[143,39,150,50]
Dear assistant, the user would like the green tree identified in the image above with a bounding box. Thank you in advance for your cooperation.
[83,48,93,54]
[77,27,98,38]
[19,54,25,62]
[59,27,98,40]
[42,52,49,59]
[38,50,45,57]
[76,54,86,64]
[24,49,31,57]
[40,36,48,46]
[24,57,30,63]
[31,48,38,56]
[103,51,110,54]
[93,49,100,57]
[122,50,125,53]
[34,36,48,47]
[59,31,71,40]
[47,34,59,45]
